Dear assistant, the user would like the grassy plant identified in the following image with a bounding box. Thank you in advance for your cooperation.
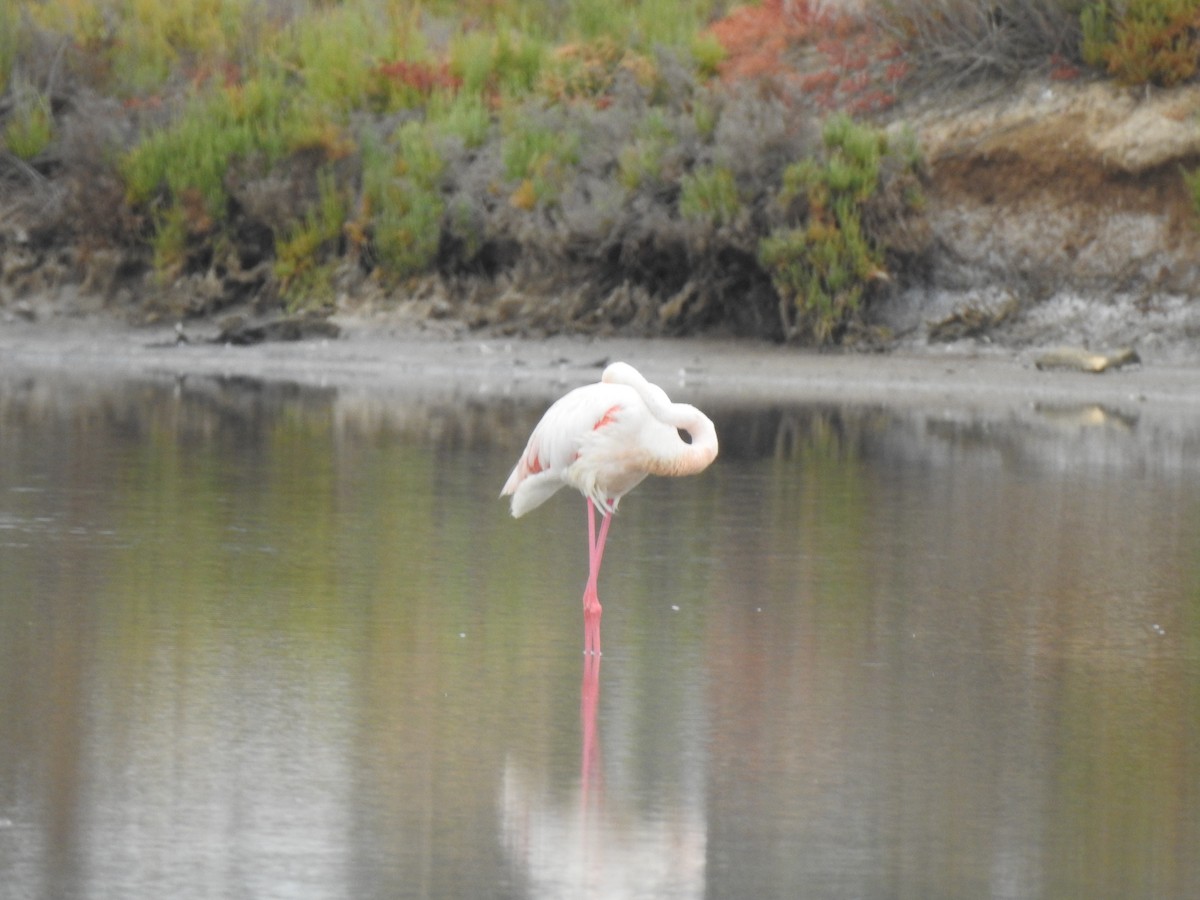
[758,114,914,344]
[150,202,190,281]
[1183,164,1200,221]
[3,87,54,160]
[680,165,740,226]
[693,93,719,140]
[120,70,339,282]
[502,120,580,207]
[568,0,712,48]
[492,28,549,96]
[450,28,546,103]
[26,0,262,94]
[280,3,428,112]
[275,169,347,308]
[361,123,445,280]
[122,72,305,216]
[1080,0,1114,67]
[430,91,491,148]
[419,0,720,47]
[541,36,623,101]
[0,0,18,94]
[282,6,379,109]
[396,119,444,185]
[820,114,884,199]
[617,109,674,190]
[690,31,727,80]
[370,59,460,112]
[539,36,661,102]
[285,98,358,160]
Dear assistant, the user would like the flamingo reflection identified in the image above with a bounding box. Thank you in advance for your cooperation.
[500,656,706,898]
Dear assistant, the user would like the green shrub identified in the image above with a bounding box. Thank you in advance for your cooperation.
[122,73,301,217]
[502,119,580,207]
[1080,1,1115,67]
[758,114,916,344]
[275,169,346,308]
[150,202,190,281]
[617,109,673,190]
[759,217,877,344]
[693,93,719,140]
[28,0,261,95]
[280,3,428,112]
[429,91,491,149]
[1183,164,1200,220]
[821,114,885,198]
[3,88,53,160]
[690,31,727,80]
[120,71,346,282]
[361,123,445,280]
[538,35,668,105]
[0,0,17,94]
[680,166,740,227]
[450,28,546,102]
[568,0,711,48]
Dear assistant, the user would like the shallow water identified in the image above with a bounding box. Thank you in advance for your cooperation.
[1,372,1197,899]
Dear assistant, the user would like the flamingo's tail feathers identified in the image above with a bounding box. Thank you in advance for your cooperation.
[500,466,522,499]
[508,473,564,518]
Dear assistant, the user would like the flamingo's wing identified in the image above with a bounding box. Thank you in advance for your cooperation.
[501,383,631,518]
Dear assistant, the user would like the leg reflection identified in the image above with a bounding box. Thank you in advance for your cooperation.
[500,653,706,896]
[580,652,602,809]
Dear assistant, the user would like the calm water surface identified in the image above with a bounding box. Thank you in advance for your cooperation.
[1,371,1197,899]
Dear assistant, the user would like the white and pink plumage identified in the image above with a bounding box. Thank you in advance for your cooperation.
[501,362,718,655]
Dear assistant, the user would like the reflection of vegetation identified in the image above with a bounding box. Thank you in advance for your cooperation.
[4,376,1200,897]
[774,408,875,617]
[1051,651,1197,896]
[0,376,594,891]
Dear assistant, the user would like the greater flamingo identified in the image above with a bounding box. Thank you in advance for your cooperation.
[501,362,718,655]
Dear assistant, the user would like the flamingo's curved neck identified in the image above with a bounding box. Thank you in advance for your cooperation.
[604,363,718,476]
[654,406,718,477]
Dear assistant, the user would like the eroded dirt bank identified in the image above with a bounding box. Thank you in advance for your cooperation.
[876,78,1200,362]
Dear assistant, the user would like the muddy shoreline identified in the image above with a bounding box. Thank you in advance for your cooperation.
[3,315,1198,417]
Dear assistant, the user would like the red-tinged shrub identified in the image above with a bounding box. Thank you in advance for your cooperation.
[708,0,911,118]
[884,60,911,83]
[800,69,840,91]
[706,0,814,83]
[1048,53,1081,80]
[844,52,870,71]
[370,60,461,109]
[841,70,872,94]
[849,89,896,115]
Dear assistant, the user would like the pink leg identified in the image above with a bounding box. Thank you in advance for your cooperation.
[583,499,613,656]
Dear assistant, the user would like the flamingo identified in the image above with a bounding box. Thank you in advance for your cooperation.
[501,362,718,655]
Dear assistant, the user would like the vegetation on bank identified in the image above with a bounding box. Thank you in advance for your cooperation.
[2,0,1200,343]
